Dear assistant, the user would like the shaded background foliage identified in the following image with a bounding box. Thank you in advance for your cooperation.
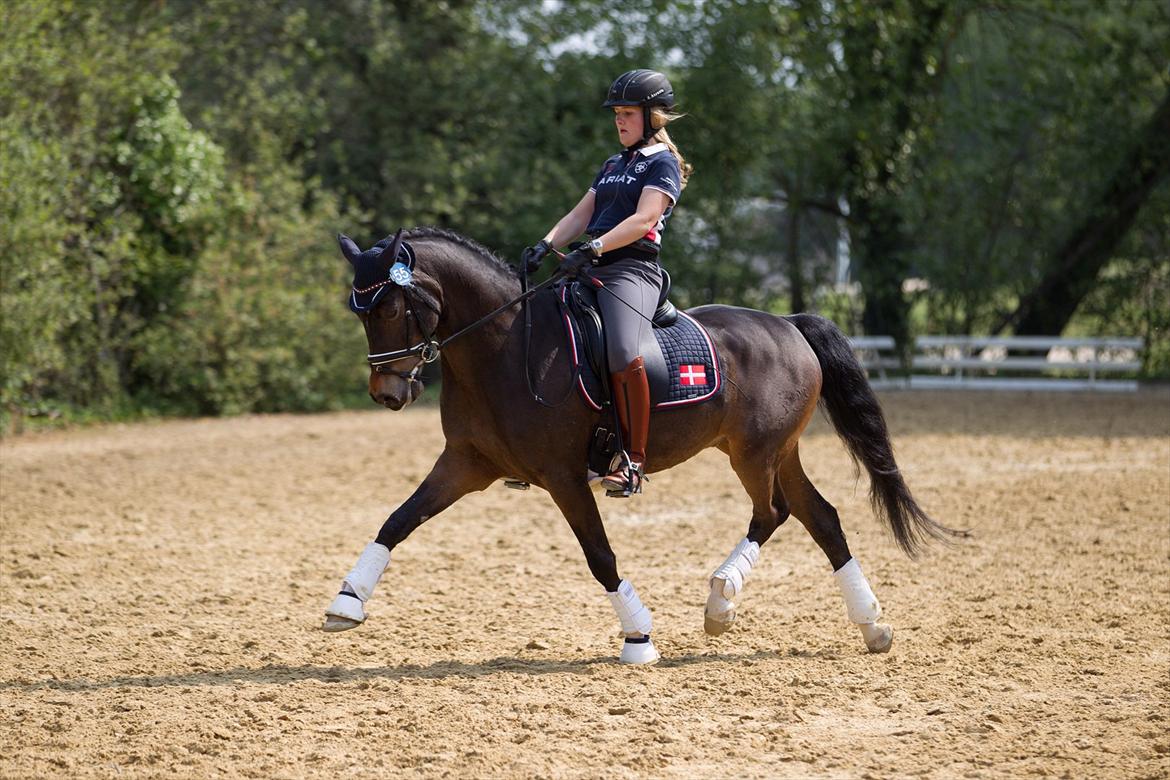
[1,0,1167,430]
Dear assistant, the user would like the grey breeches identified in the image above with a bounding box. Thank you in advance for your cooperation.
[590,258,663,374]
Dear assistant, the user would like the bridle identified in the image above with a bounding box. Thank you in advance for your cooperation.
[349,229,561,382]
[362,289,443,381]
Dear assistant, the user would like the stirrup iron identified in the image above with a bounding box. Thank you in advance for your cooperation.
[603,452,644,498]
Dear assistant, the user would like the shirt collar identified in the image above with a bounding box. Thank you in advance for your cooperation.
[622,142,669,160]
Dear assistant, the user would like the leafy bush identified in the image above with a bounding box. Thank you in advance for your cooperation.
[133,173,367,415]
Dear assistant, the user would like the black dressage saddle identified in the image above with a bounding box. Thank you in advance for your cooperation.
[562,269,678,404]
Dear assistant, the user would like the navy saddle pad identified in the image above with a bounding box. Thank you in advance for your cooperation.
[558,283,722,411]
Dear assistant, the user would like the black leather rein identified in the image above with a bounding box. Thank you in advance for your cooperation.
[364,273,563,380]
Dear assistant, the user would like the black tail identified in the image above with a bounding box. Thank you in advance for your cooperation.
[785,314,966,558]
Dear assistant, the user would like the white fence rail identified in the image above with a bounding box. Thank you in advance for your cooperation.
[848,336,900,388]
[848,336,1144,392]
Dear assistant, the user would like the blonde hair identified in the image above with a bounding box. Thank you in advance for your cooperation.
[649,108,692,190]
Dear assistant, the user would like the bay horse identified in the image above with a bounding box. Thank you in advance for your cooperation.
[324,227,958,664]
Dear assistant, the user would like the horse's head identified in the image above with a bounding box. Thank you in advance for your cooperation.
[339,230,442,410]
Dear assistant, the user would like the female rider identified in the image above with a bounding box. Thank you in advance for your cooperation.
[523,69,692,496]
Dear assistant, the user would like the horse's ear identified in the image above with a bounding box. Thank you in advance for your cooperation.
[337,233,361,265]
[382,228,405,271]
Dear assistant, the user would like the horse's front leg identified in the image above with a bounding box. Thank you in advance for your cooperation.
[322,446,498,632]
[546,476,659,665]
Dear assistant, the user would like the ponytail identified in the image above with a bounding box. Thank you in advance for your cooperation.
[649,108,692,190]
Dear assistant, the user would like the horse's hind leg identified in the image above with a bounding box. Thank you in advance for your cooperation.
[704,445,790,636]
[778,445,893,653]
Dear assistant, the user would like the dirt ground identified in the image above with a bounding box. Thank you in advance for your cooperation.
[2,390,1168,779]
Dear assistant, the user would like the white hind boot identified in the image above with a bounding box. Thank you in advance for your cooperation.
[323,542,390,632]
[833,557,893,653]
[607,580,659,664]
[705,537,760,636]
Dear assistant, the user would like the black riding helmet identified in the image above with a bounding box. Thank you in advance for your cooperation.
[602,69,675,146]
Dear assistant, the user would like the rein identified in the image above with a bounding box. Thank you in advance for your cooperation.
[365,273,563,380]
[359,238,609,406]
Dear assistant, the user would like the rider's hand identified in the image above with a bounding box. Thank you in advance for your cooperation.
[557,249,594,279]
[521,240,552,274]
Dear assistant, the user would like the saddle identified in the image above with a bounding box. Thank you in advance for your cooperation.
[557,270,723,474]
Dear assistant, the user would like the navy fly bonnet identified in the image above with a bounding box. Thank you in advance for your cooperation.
[339,229,418,313]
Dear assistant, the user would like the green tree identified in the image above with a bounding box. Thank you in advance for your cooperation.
[1,1,196,415]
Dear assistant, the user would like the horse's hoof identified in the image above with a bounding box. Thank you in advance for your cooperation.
[704,612,735,636]
[861,622,893,653]
[322,614,363,632]
[323,591,366,632]
[323,592,366,632]
[618,636,660,665]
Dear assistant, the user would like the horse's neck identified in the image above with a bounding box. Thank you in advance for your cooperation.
[420,240,521,368]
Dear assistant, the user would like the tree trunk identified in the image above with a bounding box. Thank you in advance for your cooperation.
[786,199,806,313]
[1001,87,1170,335]
[852,196,911,348]
[839,0,949,349]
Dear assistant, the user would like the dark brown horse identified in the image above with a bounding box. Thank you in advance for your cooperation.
[323,227,958,664]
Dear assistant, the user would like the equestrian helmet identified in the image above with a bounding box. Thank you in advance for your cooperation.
[603,69,675,144]
[602,69,676,110]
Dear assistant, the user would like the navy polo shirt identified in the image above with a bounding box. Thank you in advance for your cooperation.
[586,143,682,249]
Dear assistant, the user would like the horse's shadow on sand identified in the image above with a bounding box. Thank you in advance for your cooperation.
[4,650,805,693]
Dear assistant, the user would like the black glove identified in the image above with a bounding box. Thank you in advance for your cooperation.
[557,249,594,279]
[521,240,552,274]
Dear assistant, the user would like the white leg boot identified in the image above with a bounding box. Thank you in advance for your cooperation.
[705,537,760,636]
[607,580,659,664]
[323,542,390,632]
[833,557,893,653]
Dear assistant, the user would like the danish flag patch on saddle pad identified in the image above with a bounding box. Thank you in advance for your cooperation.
[559,287,723,411]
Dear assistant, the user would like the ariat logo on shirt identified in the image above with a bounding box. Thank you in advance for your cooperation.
[600,174,637,185]
[634,161,648,174]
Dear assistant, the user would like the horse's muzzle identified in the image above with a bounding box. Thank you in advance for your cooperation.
[369,373,423,410]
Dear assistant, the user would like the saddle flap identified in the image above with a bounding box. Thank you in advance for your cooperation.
[567,283,610,399]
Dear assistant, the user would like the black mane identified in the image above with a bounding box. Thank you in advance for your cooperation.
[403,226,516,277]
